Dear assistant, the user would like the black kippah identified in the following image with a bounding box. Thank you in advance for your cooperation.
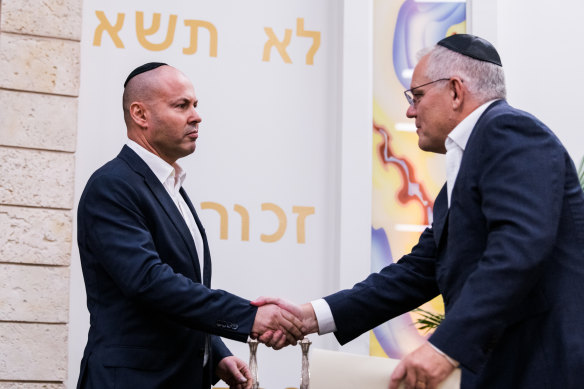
[123,62,168,88]
[437,34,502,67]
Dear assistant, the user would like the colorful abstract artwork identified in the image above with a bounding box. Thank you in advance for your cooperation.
[370,0,466,359]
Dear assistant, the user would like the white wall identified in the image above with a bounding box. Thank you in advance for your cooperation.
[472,0,584,164]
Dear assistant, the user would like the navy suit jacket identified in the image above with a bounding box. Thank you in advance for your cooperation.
[324,101,584,388]
[77,146,258,389]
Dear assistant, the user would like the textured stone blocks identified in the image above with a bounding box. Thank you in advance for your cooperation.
[0,205,72,265]
[0,0,82,41]
[0,384,64,389]
[0,263,69,322]
[0,0,82,385]
[0,323,68,381]
[0,33,80,96]
[0,90,78,152]
[0,147,75,209]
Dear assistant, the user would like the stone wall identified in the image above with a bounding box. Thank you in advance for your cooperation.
[0,0,82,387]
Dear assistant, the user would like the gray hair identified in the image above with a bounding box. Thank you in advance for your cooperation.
[419,45,506,102]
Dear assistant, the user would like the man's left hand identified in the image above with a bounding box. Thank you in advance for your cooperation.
[216,356,253,389]
[389,342,455,389]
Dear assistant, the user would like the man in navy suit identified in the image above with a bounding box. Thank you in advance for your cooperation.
[76,63,303,389]
[256,35,584,388]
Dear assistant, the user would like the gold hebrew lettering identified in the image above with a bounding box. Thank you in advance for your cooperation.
[292,206,315,244]
[135,11,177,51]
[233,204,250,241]
[93,11,125,48]
[260,203,287,243]
[296,18,320,65]
[200,202,228,240]
[183,20,218,56]
[262,27,293,63]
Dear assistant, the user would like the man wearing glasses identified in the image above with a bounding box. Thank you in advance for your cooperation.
[256,34,584,389]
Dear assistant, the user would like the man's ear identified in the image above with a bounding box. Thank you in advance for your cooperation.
[129,102,148,128]
[449,77,464,110]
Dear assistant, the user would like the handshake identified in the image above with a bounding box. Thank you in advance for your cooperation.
[249,297,318,350]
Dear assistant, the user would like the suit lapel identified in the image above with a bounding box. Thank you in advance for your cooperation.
[180,188,212,288]
[432,184,449,247]
[118,146,203,282]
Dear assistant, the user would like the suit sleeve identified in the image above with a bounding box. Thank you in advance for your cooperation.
[324,227,440,344]
[429,112,565,372]
[78,172,258,341]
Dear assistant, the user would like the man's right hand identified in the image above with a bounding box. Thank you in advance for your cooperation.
[250,297,319,349]
[250,302,305,350]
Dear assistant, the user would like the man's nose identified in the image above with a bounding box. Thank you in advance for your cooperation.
[190,107,202,123]
[406,104,416,118]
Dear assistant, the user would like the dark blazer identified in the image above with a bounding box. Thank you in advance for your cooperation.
[324,101,584,388]
[76,146,258,389]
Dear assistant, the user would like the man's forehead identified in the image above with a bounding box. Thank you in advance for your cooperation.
[409,56,430,88]
[157,68,195,93]
[169,91,197,103]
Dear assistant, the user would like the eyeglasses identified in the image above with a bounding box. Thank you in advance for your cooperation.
[404,78,450,106]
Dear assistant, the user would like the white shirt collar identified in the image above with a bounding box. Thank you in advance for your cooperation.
[445,100,498,152]
[126,139,186,188]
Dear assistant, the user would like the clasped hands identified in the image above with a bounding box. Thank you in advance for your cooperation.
[215,298,313,389]
[250,297,455,389]
[250,296,317,350]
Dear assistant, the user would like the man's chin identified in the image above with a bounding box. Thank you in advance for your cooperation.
[417,139,429,152]
[417,140,439,154]
[176,145,196,160]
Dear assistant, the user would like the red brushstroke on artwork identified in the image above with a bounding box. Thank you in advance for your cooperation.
[373,121,434,225]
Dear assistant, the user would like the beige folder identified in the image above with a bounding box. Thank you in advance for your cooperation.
[310,348,461,389]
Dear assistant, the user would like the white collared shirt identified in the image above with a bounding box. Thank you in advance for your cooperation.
[445,100,497,206]
[126,140,205,278]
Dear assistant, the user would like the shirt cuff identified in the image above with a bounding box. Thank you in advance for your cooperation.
[310,299,337,335]
[429,342,459,367]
